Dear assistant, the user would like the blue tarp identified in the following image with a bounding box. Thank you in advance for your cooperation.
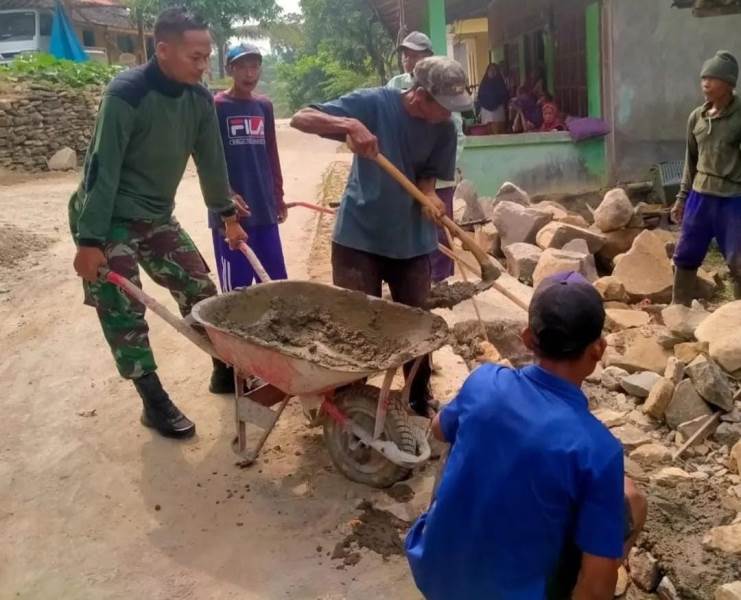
[49,0,88,62]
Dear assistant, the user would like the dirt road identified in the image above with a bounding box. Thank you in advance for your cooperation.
[0,124,432,599]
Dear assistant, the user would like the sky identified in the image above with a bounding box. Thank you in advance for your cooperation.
[278,0,301,14]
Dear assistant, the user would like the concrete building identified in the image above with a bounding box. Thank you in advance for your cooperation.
[367,0,741,197]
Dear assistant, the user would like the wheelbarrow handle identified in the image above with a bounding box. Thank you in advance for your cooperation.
[373,153,500,282]
[284,201,336,216]
[100,268,219,358]
[237,242,272,283]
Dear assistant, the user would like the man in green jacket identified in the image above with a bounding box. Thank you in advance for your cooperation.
[672,50,741,304]
[69,8,247,439]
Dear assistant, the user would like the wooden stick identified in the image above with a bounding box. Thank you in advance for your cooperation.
[443,228,489,343]
[672,413,721,462]
[373,153,500,282]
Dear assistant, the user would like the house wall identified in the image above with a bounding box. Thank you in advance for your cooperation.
[608,0,741,182]
[459,133,606,197]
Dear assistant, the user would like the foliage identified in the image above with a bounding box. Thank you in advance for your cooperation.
[277,51,377,112]
[0,53,122,88]
[300,0,395,83]
[247,0,396,112]
[127,0,281,75]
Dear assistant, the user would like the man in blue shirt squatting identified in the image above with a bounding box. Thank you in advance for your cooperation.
[211,43,288,297]
[290,57,471,416]
[406,272,648,600]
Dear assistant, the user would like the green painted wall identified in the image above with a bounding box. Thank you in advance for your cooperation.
[459,133,607,197]
[424,0,447,55]
[585,3,602,118]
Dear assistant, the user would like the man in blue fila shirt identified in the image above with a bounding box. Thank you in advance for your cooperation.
[406,272,647,600]
[211,43,288,292]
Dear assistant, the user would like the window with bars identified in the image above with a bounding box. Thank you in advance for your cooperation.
[554,14,588,117]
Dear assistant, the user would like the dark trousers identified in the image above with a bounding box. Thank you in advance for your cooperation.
[331,242,432,413]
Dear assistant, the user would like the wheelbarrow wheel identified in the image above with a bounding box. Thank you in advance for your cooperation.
[323,384,416,489]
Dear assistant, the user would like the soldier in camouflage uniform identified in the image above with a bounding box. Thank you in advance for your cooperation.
[70,8,248,439]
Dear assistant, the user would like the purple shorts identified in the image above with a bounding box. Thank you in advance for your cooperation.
[674,191,741,275]
[211,224,287,292]
[431,187,455,283]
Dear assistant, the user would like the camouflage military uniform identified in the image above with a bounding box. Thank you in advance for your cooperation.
[80,216,218,379]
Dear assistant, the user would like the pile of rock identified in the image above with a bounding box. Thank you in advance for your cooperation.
[593,301,741,598]
[0,81,101,171]
[457,183,725,303]
[452,182,741,597]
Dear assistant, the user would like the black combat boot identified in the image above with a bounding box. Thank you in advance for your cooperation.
[134,372,196,439]
[209,358,235,394]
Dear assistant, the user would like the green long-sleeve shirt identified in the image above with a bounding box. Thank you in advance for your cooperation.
[70,59,235,246]
[678,95,741,204]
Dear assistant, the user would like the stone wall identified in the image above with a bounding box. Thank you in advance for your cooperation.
[0,81,102,171]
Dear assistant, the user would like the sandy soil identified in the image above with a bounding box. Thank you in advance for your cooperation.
[0,124,447,599]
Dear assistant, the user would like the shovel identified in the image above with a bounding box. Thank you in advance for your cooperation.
[373,153,501,283]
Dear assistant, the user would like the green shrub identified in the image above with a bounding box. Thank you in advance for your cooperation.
[0,53,123,88]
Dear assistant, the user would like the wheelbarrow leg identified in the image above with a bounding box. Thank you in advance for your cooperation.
[374,368,397,440]
[233,375,290,465]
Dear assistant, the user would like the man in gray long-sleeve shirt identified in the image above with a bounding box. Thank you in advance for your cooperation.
[69,8,248,439]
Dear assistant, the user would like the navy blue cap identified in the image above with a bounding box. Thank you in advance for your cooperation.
[529,272,605,359]
[226,43,262,65]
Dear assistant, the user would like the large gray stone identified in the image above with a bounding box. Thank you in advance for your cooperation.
[651,466,693,487]
[491,200,552,248]
[606,309,651,332]
[594,276,629,303]
[455,179,486,223]
[715,581,741,600]
[610,424,651,450]
[532,248,596,288]
[703,522,741,555]
[503,243,542,284]
[643,378,675,420]
[686,354,734,411]
[604,327,672,374]
[535,221,607,253]
[47,146,77,170]
[561,238,598,280]
[665,379,714,430]
[596,227,643,264]
[628,548,660,592]
[661,301,709,341]
[612,230,674,303]
[695,300,741,374]
[594,188,634,233]
[664,357,685,386]
[601,366,629,391]
[494,181,531,207]
[714,422,741,447]
[621,371,662,398]
[629,443,672,468]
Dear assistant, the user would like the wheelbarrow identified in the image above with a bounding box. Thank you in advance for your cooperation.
[103,246,449,488]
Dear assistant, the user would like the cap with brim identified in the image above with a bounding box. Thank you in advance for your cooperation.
[398,31,433,54]
[227,43,262,66]
[529,271,605,359]
[413,56,473,112]
[431,92,474,113]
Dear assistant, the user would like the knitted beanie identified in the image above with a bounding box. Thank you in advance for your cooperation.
[701,51,738,87]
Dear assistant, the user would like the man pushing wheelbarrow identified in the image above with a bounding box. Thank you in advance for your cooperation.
[69,8,248,440]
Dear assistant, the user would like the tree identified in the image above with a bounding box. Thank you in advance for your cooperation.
[300,0,394,84]
[127,0,280,76]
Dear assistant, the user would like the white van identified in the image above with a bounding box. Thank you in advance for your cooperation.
[0,8,107,63]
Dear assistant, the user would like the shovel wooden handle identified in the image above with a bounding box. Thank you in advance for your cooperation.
[373,153,500,282]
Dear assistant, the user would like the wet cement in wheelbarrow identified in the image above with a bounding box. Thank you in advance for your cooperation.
[212,296,441,370]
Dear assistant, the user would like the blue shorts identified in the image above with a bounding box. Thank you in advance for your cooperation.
[674,191,741,274]
[211,224,287,292]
